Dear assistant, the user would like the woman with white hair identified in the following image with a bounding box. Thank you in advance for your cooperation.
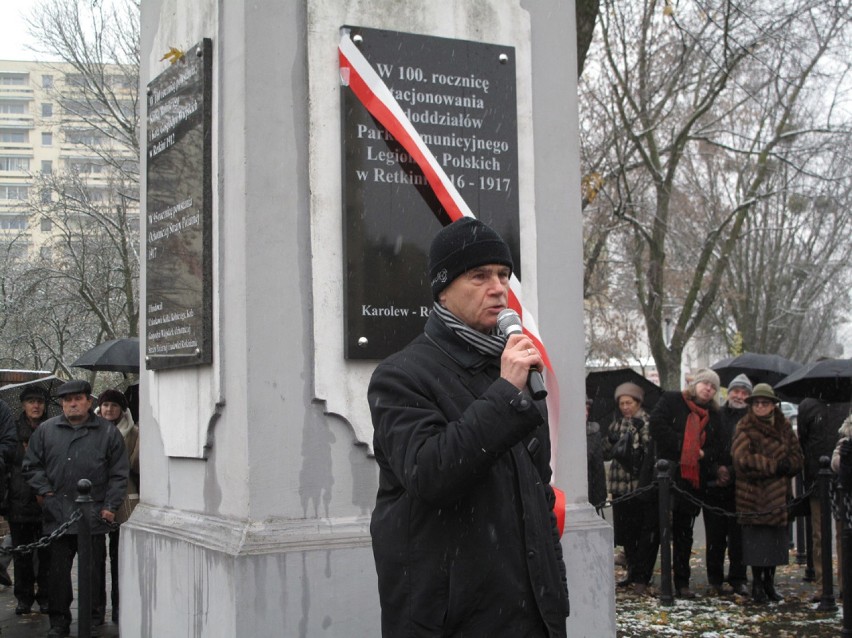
[650,369,723,599]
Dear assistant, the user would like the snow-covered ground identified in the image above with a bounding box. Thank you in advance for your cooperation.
[615,554,844,637]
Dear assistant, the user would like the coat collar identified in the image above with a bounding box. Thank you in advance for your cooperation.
[54,410,104,430]
[423,312,496,374]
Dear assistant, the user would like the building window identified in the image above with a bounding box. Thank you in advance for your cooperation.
[40,246,52,259]
[0,157,29,171]
[0,215,28,229]
[42,75,53,88]
[41,160,52,175]
[65,129,105,146]
[0,74,27,86]
[42,132,52,146]
[42,103,53,117]
[86,188,106,202]
[0,129,28,143]
[40,217,52,232]
[69,159,103,174]
[0,185,28,200]
[0,101,27,114]
[40,188,51,203]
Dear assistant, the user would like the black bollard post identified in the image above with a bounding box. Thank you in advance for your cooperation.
[795,473,807,564]
[656,459,673,607]
[76,479,93,638]
[840,483,852,637]
[818,456,837,611]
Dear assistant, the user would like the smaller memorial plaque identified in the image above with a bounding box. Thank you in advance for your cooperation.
[145,38,213,370]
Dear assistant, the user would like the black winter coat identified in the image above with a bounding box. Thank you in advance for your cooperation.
[0,399,18,471]
[704,403,747,504]
[23,410,128,535]
[368,314,569,638]
[798,399,850,486]
[649,390,722,494]
[7,414,46,523]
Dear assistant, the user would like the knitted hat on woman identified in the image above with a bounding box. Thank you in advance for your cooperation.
[428,218,514,300]
[98,388,128,411]
[614,382,644,403]
[690,368,720,389]
[19,385,49,403]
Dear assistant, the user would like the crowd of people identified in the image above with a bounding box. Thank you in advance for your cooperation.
[0,378,138,638]
[596,366,852,604]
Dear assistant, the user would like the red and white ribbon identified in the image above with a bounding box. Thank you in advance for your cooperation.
[339,30,561,435]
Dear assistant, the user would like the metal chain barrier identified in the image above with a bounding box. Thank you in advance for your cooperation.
[593,477,813,519]
[0,508,119,556]
[0,509,83,556]
[593,481,659,511]
[669,481,813,520]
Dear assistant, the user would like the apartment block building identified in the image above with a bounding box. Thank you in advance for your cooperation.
[0,59,137,259]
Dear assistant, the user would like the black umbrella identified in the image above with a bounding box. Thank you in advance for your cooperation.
[711,352,802,387]
[774,358,852,403]
[585,368,663,429]
[0,375,64,419]
[71,337,140,373]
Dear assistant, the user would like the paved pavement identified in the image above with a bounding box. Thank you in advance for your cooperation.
[0,557,119,638]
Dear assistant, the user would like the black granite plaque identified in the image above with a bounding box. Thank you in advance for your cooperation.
[145,39,213,370]
[341,26,520,359]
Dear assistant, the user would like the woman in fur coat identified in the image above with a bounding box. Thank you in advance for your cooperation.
[732,383,803,603]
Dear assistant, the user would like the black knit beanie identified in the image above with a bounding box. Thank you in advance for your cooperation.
[428,218,514,300]
[98,388,128,411]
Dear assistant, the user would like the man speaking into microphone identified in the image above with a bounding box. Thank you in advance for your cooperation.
[368,217,569,637]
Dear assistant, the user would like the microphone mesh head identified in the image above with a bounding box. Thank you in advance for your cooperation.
[497,308,522,335]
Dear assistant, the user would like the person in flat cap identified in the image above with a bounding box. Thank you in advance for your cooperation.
[368,217,569,637]
[700,373,752,597]
[24,380,128,636]
[649,368,724,599]
[7,384,52,614]
[603,381,656,595]
[732,383,803,603]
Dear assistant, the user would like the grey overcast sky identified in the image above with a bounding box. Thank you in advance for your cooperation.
[0,0,49,61]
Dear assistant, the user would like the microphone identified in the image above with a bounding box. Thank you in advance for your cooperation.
[496,309,548,400]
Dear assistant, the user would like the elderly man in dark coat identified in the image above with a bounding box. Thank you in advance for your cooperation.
[24,379,128,638]
[368,218,569,637]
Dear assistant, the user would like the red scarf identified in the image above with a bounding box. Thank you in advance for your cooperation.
[680,391,709,489]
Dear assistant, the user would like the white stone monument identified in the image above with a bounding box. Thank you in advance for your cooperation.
[124,1,614,635]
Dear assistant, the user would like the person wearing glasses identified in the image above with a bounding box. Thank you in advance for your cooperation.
[732,383,803,603]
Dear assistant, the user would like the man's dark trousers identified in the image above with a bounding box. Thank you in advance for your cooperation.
[9,521,50,608]
[702,497,746,587]
[48,533,106,630]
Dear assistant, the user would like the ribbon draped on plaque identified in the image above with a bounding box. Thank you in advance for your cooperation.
[339,30,562,457]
